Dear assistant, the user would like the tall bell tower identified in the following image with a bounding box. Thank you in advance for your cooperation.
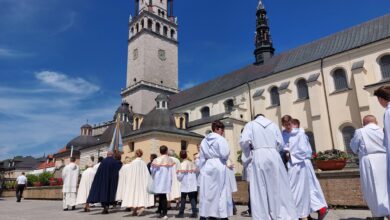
[121,0,179,114]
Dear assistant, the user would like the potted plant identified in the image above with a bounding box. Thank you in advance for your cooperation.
[26,174,39,187]
[38,172,53,186]
[313,149,351,171]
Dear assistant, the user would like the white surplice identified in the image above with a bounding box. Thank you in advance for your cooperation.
[198,132,233,219]
[168,156,181,201]
[76,167,96,205]
[116,158,154,208]
[240,116,297,220]
[350,123,389,217]
[384,103,390,206]
[151,155,175,194]
[283,128,311,218]
[62,162,79,208]
[177,159,198,193]
[227,159,237,193]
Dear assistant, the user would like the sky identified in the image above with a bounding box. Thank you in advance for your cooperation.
[0,0,389,160]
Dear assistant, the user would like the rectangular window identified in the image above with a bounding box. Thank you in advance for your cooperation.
[130,142,135,152]
[181,140,187,151]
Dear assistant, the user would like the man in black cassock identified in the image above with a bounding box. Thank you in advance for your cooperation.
[87,151,122,214]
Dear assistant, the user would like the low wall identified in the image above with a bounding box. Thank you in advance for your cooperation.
[1,186,63,200]
[233,169,366,208]
[1,169,366,207]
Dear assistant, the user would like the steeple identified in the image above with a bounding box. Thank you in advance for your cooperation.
[254,0,275,65]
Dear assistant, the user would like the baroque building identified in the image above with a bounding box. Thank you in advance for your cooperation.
[62,0,390,170]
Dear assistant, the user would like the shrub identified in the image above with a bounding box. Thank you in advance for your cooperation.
[38,172,53,186]
[26,174,39,186]
[312,149,351,161]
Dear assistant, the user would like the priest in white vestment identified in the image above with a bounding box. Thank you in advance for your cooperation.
[76,162,96,211]
[62,157,79,211]
[167,149,181,207]
[291,118,328,219]
[282,115,311,219]
[240,115,297,220]
[116,149,154,216]
[151,145,175,219]
[350,115,390,218]
[198,120,233,220]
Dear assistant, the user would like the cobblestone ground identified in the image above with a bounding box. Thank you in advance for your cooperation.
[0,197,372,220]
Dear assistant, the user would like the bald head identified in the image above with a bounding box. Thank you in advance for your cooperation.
[107,151,114,157]
[363,115,377,126]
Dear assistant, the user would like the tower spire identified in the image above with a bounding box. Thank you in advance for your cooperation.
[254,0,275,65]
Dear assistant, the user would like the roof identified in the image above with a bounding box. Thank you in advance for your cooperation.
[1,156,40,170]
[170,13,390,109]
[124,108,204,139]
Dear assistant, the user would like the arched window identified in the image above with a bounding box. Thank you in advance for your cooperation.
[341,125,355,153]
[379,55,390,79]
[200,106,210,119]
[184,113,189,127]
[170,29,176,39]
[135,23,139,33]
[163,26,168,36]
[333,68,348,91]
[147,19,153,29]
[179,117,184,129]
[270,86,280,106]
[305,131,316,153]
[224,99,234,113]
[297,79,309,100]
[155,22,161,34]
[140,19,144,29]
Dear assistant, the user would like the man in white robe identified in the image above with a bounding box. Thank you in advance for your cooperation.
[116,149,154,216]
[151,145,175,219]
[76,162,96,212]
[198,120,233,220]
[167,149,181,208]
[62,157,79,211]
[282,115,311,219]
[291,118,328,220]
[240,115,297,220]
[350,115,389,218]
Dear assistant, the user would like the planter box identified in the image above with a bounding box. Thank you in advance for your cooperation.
[316,160,347,171]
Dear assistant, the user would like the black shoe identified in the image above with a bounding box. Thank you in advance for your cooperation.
[102,208,109,214]
[16,200,21,203]
[125,207,132,212]
[63,208,69,211]
[71,206,75,210]
[189,213,198,218]
[175,213,184,218]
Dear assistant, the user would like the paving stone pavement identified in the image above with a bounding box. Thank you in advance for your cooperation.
[0,197,372,220]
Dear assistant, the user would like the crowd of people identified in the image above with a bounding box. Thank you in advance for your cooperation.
[58,85,390,220]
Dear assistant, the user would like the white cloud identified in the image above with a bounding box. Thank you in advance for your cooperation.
[0,82,118,160]
[35,70,100,95]
[0,47,32,58]
[181,81,199,90]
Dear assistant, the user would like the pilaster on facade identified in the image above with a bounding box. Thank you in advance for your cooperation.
[278,82,292,117]
[351,60,370,119]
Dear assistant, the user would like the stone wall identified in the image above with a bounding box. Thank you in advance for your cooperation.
[1,170,366,207]
[233,169,366,208]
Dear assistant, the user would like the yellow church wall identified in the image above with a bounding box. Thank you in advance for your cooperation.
[122,132,202,163]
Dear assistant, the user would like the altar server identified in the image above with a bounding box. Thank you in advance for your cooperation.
[291,119,328,220]
[176,150,198,218]
[350,115,389,218]
[240,115,297,220]
[282,115,311,219]
[151,145,175,219]
[198,120,233,220]
[167,149,181,208]
[76,162,96,212]
[62,157,79,211]
[116,149,154,216]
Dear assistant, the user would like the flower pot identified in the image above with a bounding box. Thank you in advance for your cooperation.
[315,159,347,171]
[33,182,42,187]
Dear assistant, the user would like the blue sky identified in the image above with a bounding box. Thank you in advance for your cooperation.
[0,0,389,160]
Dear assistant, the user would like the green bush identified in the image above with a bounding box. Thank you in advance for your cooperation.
[26,174,39,186]
[38,172,53,186]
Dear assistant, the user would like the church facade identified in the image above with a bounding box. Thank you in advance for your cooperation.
[62,0,390,170]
